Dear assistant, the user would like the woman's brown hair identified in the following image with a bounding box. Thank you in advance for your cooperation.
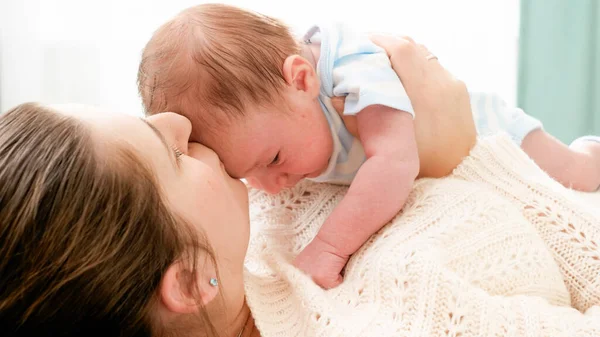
[0,103,218,337]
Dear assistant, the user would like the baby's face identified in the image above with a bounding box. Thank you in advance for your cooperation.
[207,96,332,194]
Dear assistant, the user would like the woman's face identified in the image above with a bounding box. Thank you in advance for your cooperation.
[59,106,251,288]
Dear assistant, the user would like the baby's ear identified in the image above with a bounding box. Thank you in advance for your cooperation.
[282,55,320,97]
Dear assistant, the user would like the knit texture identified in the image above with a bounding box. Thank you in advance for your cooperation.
[244,134,600,337]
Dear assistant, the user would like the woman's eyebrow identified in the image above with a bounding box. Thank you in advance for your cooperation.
[140,118,177,167]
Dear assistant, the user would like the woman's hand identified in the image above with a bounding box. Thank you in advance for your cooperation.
[332,35,477,177]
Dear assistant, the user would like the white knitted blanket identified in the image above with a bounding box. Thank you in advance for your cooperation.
[244,134,600,337]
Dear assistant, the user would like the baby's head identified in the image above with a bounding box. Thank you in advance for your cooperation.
[138,3,333,193]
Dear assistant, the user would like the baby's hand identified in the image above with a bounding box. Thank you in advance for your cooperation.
[293,236,349,289]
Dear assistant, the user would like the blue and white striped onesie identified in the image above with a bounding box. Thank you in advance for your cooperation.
[304,24,542,185]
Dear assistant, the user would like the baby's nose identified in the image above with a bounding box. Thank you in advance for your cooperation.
[283,174,303,188]
[251,176,284,194]
[259,174,301,194]
[266,174,288,194]
[263,181,283,194]
[246,177,263,190]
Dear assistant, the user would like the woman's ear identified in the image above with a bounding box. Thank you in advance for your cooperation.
[160,261,219,314]
[282,55,320,97]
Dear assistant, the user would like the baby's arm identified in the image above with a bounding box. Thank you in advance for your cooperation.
[294,105,419,288]
[321,105,419,253]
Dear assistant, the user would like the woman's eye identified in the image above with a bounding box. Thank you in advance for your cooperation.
[172,146,183,162]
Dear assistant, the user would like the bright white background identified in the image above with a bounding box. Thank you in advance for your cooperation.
[0,0,520,115]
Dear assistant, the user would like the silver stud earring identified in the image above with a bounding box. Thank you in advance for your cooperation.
[209,278,218,287]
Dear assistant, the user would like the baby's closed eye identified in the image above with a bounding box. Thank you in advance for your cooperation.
[269,152,281,166]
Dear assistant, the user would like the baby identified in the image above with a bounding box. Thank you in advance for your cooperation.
[138,3,600,288]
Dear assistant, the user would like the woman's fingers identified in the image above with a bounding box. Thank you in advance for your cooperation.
[369,33,476,177]
[369,34,416,59]
[330,96,345,114]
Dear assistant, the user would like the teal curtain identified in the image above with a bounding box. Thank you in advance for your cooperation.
[518,0,599,143]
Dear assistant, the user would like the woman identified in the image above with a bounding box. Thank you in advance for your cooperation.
[1,37,599,337]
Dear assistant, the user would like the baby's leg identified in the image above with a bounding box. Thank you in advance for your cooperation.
[521,129,600,191]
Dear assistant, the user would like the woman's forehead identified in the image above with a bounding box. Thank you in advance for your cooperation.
[51,106,162,161]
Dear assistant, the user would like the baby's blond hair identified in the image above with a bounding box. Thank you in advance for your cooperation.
[138,3,300,137]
